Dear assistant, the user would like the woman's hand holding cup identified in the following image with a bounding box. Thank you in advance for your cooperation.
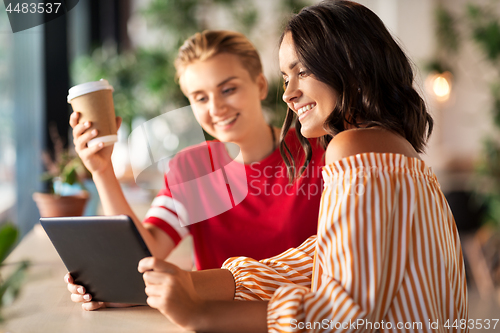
[69,112,122,175]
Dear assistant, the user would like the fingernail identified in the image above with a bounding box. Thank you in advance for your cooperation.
[77,287,84,294]
[85,121,90,127]
[65,276,69,283]
[83,294,90,301]
[92,129,97,135]
[99,142,104,147]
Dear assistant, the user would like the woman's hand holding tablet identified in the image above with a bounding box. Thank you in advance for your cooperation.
[64,272,133,311]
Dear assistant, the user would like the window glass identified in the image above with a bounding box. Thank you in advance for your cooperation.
[0,5,16,217]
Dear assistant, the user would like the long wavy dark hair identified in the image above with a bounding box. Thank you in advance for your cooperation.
[279,0,433,182]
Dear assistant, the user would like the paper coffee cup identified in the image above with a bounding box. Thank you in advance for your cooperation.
[67,79,117,147]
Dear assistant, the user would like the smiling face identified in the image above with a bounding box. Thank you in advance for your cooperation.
[279,32,339,138]
[179,53,268,144]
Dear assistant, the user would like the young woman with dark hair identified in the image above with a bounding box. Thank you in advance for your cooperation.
[106,2,467,332]
[279,0,433,181]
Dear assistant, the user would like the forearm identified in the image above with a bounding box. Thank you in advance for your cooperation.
[92,165,139,221]
[191,269,236,301]
[92,166,170,258]
[197,300,268,333]
[190,269,269,332]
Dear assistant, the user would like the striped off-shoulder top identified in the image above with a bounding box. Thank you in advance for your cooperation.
[223,153,468,333]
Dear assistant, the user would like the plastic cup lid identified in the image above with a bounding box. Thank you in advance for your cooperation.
[67,79,114,103]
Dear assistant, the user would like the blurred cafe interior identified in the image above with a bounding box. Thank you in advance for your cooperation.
[0,0,500,330]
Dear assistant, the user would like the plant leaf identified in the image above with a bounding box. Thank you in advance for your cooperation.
[0,224,18,263]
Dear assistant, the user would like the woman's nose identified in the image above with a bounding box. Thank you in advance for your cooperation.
[209,96,227,117]
[282,80,301,104]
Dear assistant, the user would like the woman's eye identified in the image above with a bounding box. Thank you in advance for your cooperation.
[222,87,236,95]
[283,80,289,88]
[298,71,308,78]
[196,96,207,103]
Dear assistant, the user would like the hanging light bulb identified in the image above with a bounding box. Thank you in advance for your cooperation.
[426,71,453,102]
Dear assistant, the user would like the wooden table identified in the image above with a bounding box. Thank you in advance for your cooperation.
[0,224,194,333]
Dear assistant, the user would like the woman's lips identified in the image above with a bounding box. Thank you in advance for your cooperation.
[297,103,316,121]
[215,114,239,129]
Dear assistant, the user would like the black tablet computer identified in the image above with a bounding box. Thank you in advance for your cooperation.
[40,215,151,305]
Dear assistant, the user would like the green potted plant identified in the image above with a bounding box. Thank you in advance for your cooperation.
[0,222,29,321]
[32,125,90,217]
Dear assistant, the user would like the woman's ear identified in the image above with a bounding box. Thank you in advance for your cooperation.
[256,73,268,101]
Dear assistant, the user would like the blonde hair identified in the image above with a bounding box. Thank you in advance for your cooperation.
[175,30,263,82]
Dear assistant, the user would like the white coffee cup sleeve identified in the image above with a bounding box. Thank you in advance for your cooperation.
[87,135,118,147]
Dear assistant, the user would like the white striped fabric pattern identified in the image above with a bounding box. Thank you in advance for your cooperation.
[150,195,190,224]
[145,195,190,239]
[223,153,468,333]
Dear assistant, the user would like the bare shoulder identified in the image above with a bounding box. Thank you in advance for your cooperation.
[325,128,420,165]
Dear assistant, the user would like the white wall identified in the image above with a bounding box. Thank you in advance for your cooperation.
[356,0,498,192]
[435,0,496,170]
